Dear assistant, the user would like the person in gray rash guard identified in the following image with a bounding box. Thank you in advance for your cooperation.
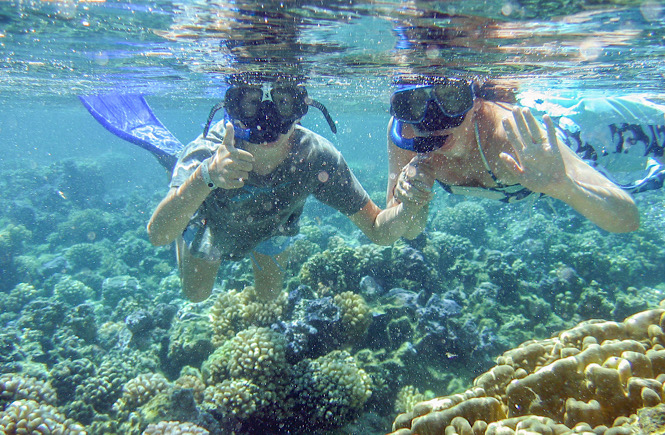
[147,74,430,302]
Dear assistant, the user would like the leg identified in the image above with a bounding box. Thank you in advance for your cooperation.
[176,236,222,302]
[251,250,289,301]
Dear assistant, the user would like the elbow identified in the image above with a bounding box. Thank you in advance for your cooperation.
[608,215,640,233]
[599,207,640,233]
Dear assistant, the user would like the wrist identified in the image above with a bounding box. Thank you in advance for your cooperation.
[199,158,216,190]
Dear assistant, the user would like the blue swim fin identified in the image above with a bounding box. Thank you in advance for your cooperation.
[79,94,184,171]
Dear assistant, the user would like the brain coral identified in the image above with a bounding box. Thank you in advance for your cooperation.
[390,304,665,435]
[0,399,87,434]
[209,287,287,345]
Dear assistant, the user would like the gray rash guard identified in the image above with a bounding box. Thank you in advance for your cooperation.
[170,123,370,261]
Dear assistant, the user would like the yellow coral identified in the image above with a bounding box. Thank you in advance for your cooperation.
[310,350,372,410]
[395,385,434,414]
[226,326,288,389]
[113,373,171,412]
[334,291,372,341]
[390,305,665,435]
[174,372,206,404]
[0,399,87,434]
[209,287,287,345]
[142,420,209,434]
[0,374,57,406]
[202,378,269,421]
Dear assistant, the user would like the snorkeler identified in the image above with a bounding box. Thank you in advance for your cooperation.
[386,76,665,236]
[146,73,429,302]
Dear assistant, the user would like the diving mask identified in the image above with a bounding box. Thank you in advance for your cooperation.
[203,83,337,144]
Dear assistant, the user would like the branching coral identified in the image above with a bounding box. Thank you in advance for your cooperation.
[208,287,287,345]
[292,350,372,428]
[225,326,289,388]
[390,305,665,435]
[113,373,171,413]
[334,291,372,341]
[201,378,271,422]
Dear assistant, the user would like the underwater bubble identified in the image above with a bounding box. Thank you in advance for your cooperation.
[93,52,109,66]
[425,46,440,60]
[501,2,515,16]
[579,39,602,61]
[317,171,329,183]
[640,0,664,21]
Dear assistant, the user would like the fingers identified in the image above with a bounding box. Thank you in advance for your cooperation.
[502,117,523,151]
[499,152,523,174]
[395,180,433,205]
[543,115,561,156]
[522,108,542,142]
[509,107,544,147]
[222,122,237,152]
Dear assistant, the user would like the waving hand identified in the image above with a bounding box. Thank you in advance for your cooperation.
[500,107,567,194]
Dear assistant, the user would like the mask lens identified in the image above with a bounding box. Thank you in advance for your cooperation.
[237,87,262,120]
[224,86,262,122]
[270,87,299,118]
[391,87,431,122]
[433,81,473,116]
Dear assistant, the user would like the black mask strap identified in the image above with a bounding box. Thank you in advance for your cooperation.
[203,102,225,138]
[308,99,337,134]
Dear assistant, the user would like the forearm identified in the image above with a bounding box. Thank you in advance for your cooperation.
[351,201,428,246]
[549,178,639,233]
[386,199,429,239]
[147,166,212,246]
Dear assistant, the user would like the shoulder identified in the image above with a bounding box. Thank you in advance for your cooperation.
[292,125,343,160]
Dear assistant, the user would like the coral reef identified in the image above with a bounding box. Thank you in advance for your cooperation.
[0,374,57,407]
[334,291,372,341]
[0,399,87,434]
[208,286,288,345]
[390,304,665,435]
[113,373,171,413]
[142,420,209,434]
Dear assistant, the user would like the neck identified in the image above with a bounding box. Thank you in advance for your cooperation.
[244,131,294,176]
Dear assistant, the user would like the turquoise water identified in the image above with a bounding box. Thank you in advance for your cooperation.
[1,1,665,434]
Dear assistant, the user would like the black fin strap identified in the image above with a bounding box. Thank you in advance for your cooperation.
[203,102,226,138]
[308,99,337,134]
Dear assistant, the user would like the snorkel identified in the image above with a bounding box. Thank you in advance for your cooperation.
[202,75,337,143]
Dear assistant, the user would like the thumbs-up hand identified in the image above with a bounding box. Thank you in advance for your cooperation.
[206,122,255,189]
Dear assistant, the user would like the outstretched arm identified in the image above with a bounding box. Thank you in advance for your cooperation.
[348,197,429,246]
[500,107,639,233]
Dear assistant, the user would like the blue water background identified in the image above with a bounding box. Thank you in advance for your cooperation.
[2,1,665,434]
